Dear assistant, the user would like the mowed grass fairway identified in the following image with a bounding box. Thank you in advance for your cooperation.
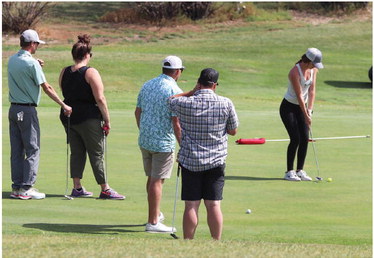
[2,5,372,258]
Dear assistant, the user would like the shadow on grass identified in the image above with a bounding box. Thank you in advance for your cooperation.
[324,80,372,89]
[23,223,146,234]
[226,176,283,181]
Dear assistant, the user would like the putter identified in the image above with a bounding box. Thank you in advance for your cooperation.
[170,164,181,239]
[102,124,108,184]
[64,116,73,200]
[309,128,322,181]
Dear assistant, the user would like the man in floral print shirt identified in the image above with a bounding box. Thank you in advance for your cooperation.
[135,56,184,233]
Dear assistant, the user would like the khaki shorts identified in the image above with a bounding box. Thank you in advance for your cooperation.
[140,147,175,179]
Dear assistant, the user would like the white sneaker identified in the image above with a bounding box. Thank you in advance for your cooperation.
[297,170,312,181]
[158,212,165,223]
[145,222,176,233]
[284,171,301,181]
[19,188,46,200]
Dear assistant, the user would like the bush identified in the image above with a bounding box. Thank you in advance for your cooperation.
[100,2,217,25]
[136,2,182,23]
[259,2,370,15]
[2,2,50,34]
[180,2,214,20]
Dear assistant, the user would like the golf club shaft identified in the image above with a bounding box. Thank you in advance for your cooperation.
[103,132,108,184]
[65,116,70,196]
[171,164,180,234]
[309,128,320,177]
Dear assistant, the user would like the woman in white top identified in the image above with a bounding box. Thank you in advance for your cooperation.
[279,48,323,181]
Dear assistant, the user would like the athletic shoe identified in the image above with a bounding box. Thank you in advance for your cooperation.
[284,170,301,181]
[158,212,165,223]
[71,187,93,198]
[10,189,20,199]
[297,170,312,181]
[19,188,46,200]
[145,222,176,233]
[99,189,125,200]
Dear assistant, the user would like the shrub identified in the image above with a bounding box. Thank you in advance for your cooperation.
[136,2,182,23]
[180,2,214,20]
[2,2,50,34]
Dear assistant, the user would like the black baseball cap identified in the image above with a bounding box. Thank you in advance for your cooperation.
[198,68,219,86]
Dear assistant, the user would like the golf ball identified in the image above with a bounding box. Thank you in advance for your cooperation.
[246,209,252,214]
[327,178,332,182]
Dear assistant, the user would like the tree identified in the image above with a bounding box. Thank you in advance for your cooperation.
[2,2,50,34]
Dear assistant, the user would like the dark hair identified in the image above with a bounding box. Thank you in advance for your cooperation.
[296,54,311,65]
[20,35,32,48]
[71,34,92,61]
[162,65,178,76]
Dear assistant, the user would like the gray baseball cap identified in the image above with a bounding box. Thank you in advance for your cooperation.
[306,48,323,69]
[21,29,45,44]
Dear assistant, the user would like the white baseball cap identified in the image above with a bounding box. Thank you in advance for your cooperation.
[306,48,323,69]
[162,56,184,69]
[21,29,45,44]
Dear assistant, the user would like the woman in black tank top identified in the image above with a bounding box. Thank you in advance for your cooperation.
[59,34,125,200]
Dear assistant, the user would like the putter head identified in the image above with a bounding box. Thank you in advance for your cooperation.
[64,195,74,200]
[170,233,179,239]
[315,177,323,181]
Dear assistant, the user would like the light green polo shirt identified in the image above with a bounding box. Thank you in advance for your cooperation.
[8,49,46,105]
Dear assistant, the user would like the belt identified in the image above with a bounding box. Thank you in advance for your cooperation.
[11,103,37,107]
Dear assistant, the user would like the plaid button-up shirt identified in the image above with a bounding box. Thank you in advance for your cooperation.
[168,89,239,172]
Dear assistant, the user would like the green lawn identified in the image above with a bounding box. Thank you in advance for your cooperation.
[2,4,372,257]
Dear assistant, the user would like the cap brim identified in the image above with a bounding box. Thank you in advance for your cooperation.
[314,62,323,69]
[163,66,184,69]
[38,40,46,44]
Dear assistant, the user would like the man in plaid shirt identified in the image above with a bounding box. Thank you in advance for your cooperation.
[168,68,239,240]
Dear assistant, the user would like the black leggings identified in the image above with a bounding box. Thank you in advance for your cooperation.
[279,98,309,171]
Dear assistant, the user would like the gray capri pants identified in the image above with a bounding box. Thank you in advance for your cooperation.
[66,118,106,184]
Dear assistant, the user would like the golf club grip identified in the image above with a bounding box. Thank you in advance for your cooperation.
[66,116,70,144]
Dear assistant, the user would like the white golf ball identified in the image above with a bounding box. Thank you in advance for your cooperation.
[246,209,252,214]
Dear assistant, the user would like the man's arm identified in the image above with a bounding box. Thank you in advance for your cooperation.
[172,116,181,145]
[40,82,72,116]
[135,107,142,129]
[171,83,200,98]
[227,128,237,136]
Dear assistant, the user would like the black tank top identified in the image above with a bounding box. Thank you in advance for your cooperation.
[60,66,101,125]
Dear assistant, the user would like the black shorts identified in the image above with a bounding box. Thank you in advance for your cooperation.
[181,164,225,201]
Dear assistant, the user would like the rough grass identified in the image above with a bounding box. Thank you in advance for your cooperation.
[3,235,372,258]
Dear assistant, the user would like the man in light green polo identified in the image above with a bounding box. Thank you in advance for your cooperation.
[8,29,72,200]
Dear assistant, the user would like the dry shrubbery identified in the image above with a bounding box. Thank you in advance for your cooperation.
[99,2,220,25]
[2,2,50,33]
[99,2,370,25]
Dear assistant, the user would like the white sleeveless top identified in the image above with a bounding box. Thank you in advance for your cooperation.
[284,63,314,105]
